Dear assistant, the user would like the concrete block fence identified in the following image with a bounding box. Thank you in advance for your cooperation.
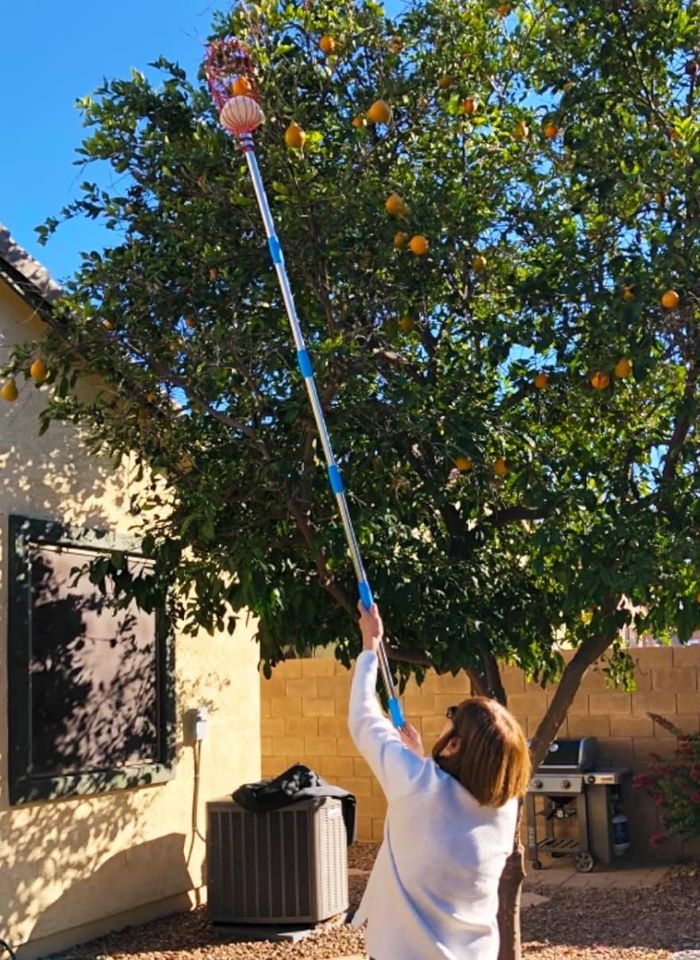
[260,648,700,857]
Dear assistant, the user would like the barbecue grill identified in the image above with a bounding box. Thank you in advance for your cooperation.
[525,737,631,873]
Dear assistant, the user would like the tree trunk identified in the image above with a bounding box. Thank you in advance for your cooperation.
[497,838,526,960]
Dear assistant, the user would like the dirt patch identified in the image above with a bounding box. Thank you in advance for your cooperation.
[58,855,699,960]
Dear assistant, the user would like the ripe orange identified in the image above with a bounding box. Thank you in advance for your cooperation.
[399,315,415,333]
[591,371,610,390]
[534,373,549,390]
[494,457,509,477]
[231,76,253,97]
[30,359,48,383]
[284,121,306,149]
[393,231,409,249]
[367,99,392,124]
[102,318,113,330]
[418,96,429,110]
[661,289,679,310]
[543,122,559,139]
[497,4,512,16]
[622,285,635,302]
[388,36,403,53]
[1,378,18,402]
[409,235,429,255]
[455,456,472,472]
[462,97,478,115]
[514,120,529,141]
[385,192,406,216]
[438,75,453,89]
[351,115,367,129]
[614,358,632,379]
[319,35,337,55]
[472,254,488,272]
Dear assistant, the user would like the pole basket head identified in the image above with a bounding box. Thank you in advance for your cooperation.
[204,37,259,110]
[204,37,264,138]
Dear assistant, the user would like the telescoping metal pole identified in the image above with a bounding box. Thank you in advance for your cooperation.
[237,130,404,729]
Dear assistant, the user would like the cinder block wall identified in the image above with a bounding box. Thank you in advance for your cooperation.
[261,648,700,859]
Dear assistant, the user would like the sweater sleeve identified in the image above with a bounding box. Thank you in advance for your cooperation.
[348,650,429,803]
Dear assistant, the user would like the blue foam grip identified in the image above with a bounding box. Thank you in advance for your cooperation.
[297,349,313,379]
[358,580,373,610]
[327,463,345,494]
[388,697,405,729]
[268,235,284,264]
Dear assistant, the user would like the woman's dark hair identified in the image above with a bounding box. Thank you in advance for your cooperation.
[432,697,531,807]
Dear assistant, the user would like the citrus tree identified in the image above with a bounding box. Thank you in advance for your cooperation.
[3,1,699,956]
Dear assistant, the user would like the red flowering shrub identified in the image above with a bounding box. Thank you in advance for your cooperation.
[633,714,700,842]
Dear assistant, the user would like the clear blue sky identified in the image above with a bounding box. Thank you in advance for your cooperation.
[1,2,402,286]
[1,2,216,284]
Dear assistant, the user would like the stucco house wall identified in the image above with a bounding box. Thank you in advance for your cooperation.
[0,228,261,959]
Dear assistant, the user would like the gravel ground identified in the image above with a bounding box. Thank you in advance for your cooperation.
[60,848,699,960]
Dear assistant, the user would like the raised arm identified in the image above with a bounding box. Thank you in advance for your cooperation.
[348,603,429,802]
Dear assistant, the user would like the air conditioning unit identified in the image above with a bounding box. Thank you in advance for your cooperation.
[206,796,349,924]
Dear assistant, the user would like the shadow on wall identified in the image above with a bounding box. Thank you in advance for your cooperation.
[25,833,192,949]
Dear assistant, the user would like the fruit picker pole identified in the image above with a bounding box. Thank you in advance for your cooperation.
[205,39,404,728]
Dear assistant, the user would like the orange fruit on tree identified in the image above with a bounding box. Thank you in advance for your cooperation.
[409,235,429,255]
[614,358,632,379]
[534,373,549,390]
[661,289,679,310]
[455,456,472,472]
[30,358,48,383]
[472,254,488,272]
[231,76,253,97]
[622,285,635,302]
[385,192,406,216]
[393,231,409,249]
[284,121,306,149]
[590,371,610,390]
[543,122,559,139]
[438,75,453,89]
[351,115,367,129]
[1,378,18,402]
[399,315,415,333]
[102,318,113,330]
[514,120,530,141]
[494,457,510,477]
[367,99,392,124]
[209,267,218,282]
[319,35,337,55]
[497,4,512,16]
[418,96,429,110]
[462,97,478,115]
[388,36,403,53]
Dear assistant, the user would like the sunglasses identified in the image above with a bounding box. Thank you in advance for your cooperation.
[445,705,459,722]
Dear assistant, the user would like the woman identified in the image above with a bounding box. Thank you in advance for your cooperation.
[349,602,531,960]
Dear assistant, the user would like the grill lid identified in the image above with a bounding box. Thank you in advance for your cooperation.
[537,737,598,772]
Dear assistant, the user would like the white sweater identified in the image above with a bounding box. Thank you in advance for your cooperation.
[348,651,517,960]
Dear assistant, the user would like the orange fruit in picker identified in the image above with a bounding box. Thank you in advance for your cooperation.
[534,373,549,390]
[591,371,610,390]
[1,378,18,402]
[388,36,404,53]
[399,315,415,333]
[367,99,393,125]
[455,456,472,472]
[462,97,478,115]
[30,359,48,383]
[494,457,510,477]
[409,235,429,255]
[543,122,559,139]
[231,76,253,97]
[661,289,679,310]
[622,285,635,302]
[385,193,406,216]
[393,231,409,249]
[472,254,488,272]
[319,35,337,55]
[284,121,306,149]
[614,358,632,378]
